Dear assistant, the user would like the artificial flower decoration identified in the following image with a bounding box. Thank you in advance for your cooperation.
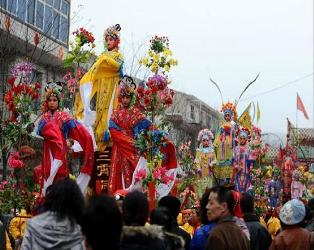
[63,27,95,68]
[139,36,178,74]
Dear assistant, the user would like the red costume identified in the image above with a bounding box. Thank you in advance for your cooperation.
[108,106,151,193]
[108,75,178,195]
[38,110,94,180]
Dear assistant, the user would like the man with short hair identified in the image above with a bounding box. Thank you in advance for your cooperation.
[120,191,166,250]
[206,187,250,250]
[158,195,191,250]
[241,192,272,250]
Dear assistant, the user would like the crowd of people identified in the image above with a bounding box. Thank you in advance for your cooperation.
[1,178,313,250]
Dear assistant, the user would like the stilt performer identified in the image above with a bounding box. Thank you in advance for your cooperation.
[75,24,124,151]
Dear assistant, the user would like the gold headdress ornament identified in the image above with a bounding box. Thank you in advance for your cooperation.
[103,24,121,40]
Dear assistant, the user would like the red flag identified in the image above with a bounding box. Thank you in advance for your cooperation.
[297,93,309,120]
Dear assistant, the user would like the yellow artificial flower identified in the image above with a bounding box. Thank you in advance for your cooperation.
[163,48,172,57]
[152,53,160,63]
[164,65,170,72]
[172,59,178,66]
[148,49,154,57]
[139,57,149,66]
[151,62,159,73]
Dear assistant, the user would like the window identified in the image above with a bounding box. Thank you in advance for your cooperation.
[44,5,53,35]
[53,0,60,9]
[61,0,67,15]
[52,10,60,39]
[17,0,26,21]
[7,0,17,14]
[190,105,195,120]
[35,0,44,29]
[59,16,68,42]
[27,0,35,24]
[0,0,7,9]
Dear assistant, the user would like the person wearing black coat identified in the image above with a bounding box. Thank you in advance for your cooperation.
[158,196,191,250]
[241,193,272,250]
[120,191,167,250]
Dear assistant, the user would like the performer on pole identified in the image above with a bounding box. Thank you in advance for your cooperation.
[213,102,237,184]
[108,76,152,193]
[37,83,94,194]
[194,129,216,197]
[75,24,124,151]
[233,127,254,193]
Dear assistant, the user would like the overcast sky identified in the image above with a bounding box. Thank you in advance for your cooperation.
[71,0,313,134]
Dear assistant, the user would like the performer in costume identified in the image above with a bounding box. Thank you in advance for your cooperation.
[194,129,216,197]
[233,127,254,193]
[291,169,305,199]
[213,102,237,184]
[267,168,282,208]
[75,24,124,151]
[37,82,94,194]
[108,76,152,193]
[109,76,178,195]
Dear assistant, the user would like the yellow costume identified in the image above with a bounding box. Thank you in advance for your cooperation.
[180,223,194,238]
[194,149,216,197]
[75,50,123,151]
[9,210,31,241]
[213,102,237,183]
[267,216,281,239]
[213,121,235,161]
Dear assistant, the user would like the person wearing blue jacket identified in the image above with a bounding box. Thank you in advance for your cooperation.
[190,189,215,250]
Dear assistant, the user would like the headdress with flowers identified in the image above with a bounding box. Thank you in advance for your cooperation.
[118,75,137,107]
[103,24,121,40]
[197,129,213,142]
[221,102,237,120]
[236,127,251,140]
[42,82,63,111]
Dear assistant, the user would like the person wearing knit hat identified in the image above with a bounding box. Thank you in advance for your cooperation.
[279,199,305,225]
[269,199,314,250]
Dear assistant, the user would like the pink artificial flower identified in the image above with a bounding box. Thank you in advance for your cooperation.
[135,168,147,182]
[153,168,162,180]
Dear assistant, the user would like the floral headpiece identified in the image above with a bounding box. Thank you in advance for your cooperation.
[44,82,63,100]
[103,24,121,40]
[237,127,251,139]
[252,125,261,137]
[119,75,136,97]
[42,82,63,111]
[118,75,137,108]
[221,102,237,119]
[197,129,213,142]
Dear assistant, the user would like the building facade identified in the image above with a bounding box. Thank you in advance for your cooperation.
[0,0,71,178]
[0,0,70,88]
[165,91,221,152]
